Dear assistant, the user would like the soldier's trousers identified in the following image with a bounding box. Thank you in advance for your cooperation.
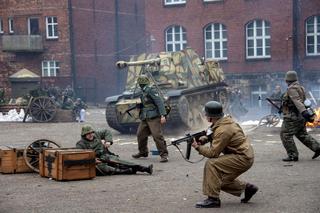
[203,154,253,198]
[96,155,142,175]
[280,117,320,158]
[137,117,168,157]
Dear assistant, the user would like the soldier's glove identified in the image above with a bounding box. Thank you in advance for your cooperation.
[301,110,315,123]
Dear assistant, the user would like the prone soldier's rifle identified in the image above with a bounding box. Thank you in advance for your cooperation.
[168,129,213,163]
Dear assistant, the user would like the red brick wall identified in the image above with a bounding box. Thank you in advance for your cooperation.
[145,0,294,75]
[0,0,72,95]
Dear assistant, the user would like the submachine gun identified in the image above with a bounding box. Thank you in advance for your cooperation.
[169,129,213,163]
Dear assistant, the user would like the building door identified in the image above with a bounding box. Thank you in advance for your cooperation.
[28,17,39,35]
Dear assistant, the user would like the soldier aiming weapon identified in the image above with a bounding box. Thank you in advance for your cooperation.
[169,129,213,162]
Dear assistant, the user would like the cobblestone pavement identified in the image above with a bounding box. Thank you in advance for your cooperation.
[0,109,319,213]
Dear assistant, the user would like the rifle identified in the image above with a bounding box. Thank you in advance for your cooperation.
[266,97,282,113]
[169,129,212,161]
[123,103,142,117]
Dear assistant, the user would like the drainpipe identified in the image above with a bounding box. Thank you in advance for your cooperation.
[115,0,121,93]
[68,0,77,93]
[292,0,302,80]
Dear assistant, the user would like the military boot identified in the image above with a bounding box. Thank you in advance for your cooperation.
[132,152,148,159]
[312,149,320,159]
[241,183,259,203]
[195,197,221,208]
[282,156,298,162]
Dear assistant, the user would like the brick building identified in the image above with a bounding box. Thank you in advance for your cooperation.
[0,0,145,102]
[144,0,320,106]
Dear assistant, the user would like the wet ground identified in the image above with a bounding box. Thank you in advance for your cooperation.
[0,108,319,213]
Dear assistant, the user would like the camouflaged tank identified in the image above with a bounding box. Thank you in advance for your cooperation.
[105,47,229,133]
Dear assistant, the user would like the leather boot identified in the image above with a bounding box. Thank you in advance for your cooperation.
[241,183,259,203]
[195,197,221,208]
[282,156,298,162]
[312,150,320,159]
[132,152,148,159]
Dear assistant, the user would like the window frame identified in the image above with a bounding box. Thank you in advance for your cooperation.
[164,0,186,6]
[8,17,14,34]
[306,15,320,56]
[46,16,58,39]
[165,25,187,52]
[28,17,40,35]
[42,61,60,77]
[204,23,228,60]
[246,19,271,59]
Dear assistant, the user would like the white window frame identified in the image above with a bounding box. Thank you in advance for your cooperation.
[164,0,186,5]
[42,61,60,77]
[46,16,58,39]
[8,17,14,34]
[246,20,271,59]
[0,18,3,34]
[306,15,320,56]
[204,23,227,60]
[165,25,187,52]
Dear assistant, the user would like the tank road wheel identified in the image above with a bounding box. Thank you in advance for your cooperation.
[258,114,280,127]
[23,139,61,172]
[29,96,57,122]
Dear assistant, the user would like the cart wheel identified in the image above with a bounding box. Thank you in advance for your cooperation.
[259,114,280,127]
[29,96,57,122]
[23,139,61,172]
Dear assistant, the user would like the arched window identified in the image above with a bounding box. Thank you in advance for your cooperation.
[246,20,271,59]
[306,15,320,56]
[204,23,227,60]
[165,25,187,52]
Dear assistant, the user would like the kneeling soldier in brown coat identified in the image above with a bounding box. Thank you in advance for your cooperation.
[192,101,258,208]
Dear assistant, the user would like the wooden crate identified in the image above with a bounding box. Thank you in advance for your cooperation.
[0,146,33,174]
[39,149,96,181]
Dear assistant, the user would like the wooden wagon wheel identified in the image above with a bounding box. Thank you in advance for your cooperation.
[29,96,57,122]
[23,139,61,172]
[259,114,280,127]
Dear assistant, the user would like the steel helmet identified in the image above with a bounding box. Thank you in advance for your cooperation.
[204,101,224,118]
[137,75,150,85]
[81,125,94,136]
[285,70,298,82]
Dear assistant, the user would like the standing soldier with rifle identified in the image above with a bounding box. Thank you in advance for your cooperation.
[280,70,320,161]
[132,75,169,163]
[191,101,258,208]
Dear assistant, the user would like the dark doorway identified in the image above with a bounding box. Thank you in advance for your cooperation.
[28,17,39,35]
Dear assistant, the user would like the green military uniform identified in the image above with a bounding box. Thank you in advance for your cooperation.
[136,84,168,158]
[196,116,254,199]
[280,81,320,159]
[76,128,151,175]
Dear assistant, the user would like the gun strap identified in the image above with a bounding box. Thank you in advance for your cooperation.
[173,144,205,164]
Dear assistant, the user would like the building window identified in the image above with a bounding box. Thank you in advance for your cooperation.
[46,16,58,39]
[165,25,187,52]
[246,20,271,59]
[306,15,320,56]
[8,17,14,34]
[204,23,227,60]
[42,61,60,77]
[164,0,186,5]
[0,18,3,33]
[28,17,40,35]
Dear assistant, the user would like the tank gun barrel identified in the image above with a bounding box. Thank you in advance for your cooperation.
[116,58,161,69]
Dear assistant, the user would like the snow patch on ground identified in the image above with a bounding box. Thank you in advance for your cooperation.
[0,109,31,122]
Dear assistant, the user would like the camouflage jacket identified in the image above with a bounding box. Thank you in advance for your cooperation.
[76,129,113,161]
[139,85,166,120]
[197,116,254,159]
[281,81,306,118]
